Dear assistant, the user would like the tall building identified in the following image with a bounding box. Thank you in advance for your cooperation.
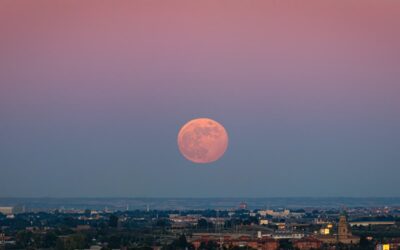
[337,215,360,244]
[316,215,359,245]
[338,215,349,239]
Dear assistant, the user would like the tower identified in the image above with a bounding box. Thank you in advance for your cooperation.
[338,215,349,240]
[337,214,360,244]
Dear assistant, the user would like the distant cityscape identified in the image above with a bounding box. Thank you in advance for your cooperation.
[1,198,400,250]
[2,197,400,211]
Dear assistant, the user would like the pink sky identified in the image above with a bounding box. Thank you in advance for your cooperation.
[0,1,399,197]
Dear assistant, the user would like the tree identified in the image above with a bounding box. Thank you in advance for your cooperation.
[41,231,58,248]
[155,218,170,228]
[108,235,121,249]
[15,230,33,249]
[279,239,294,250]
[109,215,119,228]
[224,220,232,228]
[230,246,256,250]
[163,234,194,250]
[197,218,214,230]
[84,209,91,217]
[56,234,87,250]
[177,234,189,248]
[359,236,374,250]
[199,240,219,250]
[198,218,209,228]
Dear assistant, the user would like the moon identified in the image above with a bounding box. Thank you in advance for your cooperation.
[177,118,228,164]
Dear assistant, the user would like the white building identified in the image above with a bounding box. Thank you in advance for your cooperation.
[0,207,13,215]
[258,209,290,218]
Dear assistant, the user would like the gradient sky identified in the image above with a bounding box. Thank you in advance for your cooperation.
[1,1,399,197]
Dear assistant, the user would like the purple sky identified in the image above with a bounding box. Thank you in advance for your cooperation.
[1,0,399,197]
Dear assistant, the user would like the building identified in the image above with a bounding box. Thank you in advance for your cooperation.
[376,239,400,250]
[319,228,330,235]
[258,209,290,218]
[376,244,390,250]
[0,207,13,215]
[316,215,359,245]
[190,234,278,250]
[0,233,16,246]
[239,202,248,210]
[267,232,304,240]
[293,237,323,250]
[338,215,360,244]
[350,221,395,227]
[274,222,286,230]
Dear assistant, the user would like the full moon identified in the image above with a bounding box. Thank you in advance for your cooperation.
[177,118,228,164]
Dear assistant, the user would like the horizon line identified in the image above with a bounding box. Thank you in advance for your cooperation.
[1,196,400,199]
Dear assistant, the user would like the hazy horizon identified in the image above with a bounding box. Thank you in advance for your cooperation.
[2,196,400,199]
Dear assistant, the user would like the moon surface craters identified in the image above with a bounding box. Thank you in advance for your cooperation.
[177,118,228,164]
